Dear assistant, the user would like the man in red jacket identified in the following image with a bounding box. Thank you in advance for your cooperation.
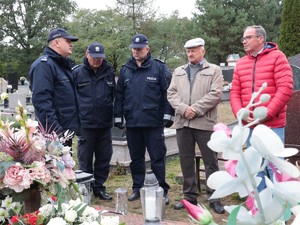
[230,25,293,191]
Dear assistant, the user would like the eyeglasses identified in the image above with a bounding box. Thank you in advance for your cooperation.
[240,35,261,43]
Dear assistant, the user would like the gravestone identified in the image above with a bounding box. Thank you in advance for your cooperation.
[221,66,234,101]
[17,85,31,95]
[221,66,234,83]
[8,93,27,109]
[0,78,8,93]
[7,72,18,91]
[285,65,300,164]
[291,65,300,91]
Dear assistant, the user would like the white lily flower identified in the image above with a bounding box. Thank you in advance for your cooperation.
[228,177,300,224]
[208,148,262,199]
[265,176,300,207]
[255,187,286,224]
[225,205,257,224]
[47,217,67,225]
[208,125,250,160]
[225,196,285,225]
[1,196,12,208]
[250,125,299,178]
[225,184,287,225]
[65,209,77,222]
[0,208,9,222]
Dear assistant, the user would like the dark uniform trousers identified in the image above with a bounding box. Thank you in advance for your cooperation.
[77,127,113,194]
[126,127,170,194]
[176,127,219,203]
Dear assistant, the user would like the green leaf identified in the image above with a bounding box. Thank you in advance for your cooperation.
[76,203,88,216]
[227,204,242,225]
[283,207,292,222]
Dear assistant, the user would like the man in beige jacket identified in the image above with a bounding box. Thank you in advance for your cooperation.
[167,38,224,214]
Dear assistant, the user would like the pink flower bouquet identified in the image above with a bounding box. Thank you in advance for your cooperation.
[0,103,78,203]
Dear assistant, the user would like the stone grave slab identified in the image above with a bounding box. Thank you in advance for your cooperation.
[8,93,27,109]
[0,78,8,93]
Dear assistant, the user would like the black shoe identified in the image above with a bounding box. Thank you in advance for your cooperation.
[94,191,112,201]
[174,200,197,210]
[209,201,225,214]
[128,192,140,201]
[164,194,170,205]
[174,202,184,210]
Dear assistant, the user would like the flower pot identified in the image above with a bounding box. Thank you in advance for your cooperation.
[23,185,41,213]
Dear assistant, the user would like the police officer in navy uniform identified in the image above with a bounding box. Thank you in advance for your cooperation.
[114,34,174,205]
[29,28,80,147]
[73,42,115,201]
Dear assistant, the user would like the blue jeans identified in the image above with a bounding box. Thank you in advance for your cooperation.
[247,127,285,192]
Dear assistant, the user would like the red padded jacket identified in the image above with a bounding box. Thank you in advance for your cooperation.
[230,42,293,128]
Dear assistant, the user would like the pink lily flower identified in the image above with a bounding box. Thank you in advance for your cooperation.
[245,194,258,216]
[270,163,299,182]
[181,199,218,225]
[224,160,238,177]
[213,123,232,137]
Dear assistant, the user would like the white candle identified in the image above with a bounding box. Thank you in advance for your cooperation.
[145,196,157,220]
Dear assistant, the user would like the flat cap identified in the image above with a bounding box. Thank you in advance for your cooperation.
[184,38,205,48]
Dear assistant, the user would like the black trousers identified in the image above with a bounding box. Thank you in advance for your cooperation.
[176,127,219,203]
[126,127,170,194]
[77,127,113,194]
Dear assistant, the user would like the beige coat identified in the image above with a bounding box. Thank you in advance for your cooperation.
[167,60,223,131]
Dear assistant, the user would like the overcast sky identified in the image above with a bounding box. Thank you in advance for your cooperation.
[75,0,197,18]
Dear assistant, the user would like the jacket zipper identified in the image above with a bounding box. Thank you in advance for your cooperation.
[251,57,258,112]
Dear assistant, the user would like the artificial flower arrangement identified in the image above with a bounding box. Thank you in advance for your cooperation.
[12,198,101,225]
[182,82,300,225]
[1,195,121,225]
[0,195,22,223]
[0,102,80,223]
[20,77,27,85]
[0,92,9,101]
[0,103,124,225]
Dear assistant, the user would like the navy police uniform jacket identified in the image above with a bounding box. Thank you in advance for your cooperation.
[114,54,174,127]
[29,47,80,135]
[73,58,115,128]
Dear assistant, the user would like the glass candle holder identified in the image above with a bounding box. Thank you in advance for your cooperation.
[115,188,128,215]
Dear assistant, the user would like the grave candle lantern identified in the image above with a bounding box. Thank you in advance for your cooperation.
[140,170,164,224]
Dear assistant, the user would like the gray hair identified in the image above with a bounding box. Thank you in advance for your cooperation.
[245,25,267,43]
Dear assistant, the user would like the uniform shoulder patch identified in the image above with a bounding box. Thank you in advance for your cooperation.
[40,55,49,62]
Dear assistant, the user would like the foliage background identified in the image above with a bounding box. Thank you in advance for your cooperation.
[279,0,300,57]
[0,0,293,80]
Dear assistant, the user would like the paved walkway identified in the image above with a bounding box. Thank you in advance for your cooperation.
[93,205,189,225]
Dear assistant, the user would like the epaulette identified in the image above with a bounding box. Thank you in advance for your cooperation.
[154,58,165,64]
[71,64,81,71]
[40,55,49,62]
